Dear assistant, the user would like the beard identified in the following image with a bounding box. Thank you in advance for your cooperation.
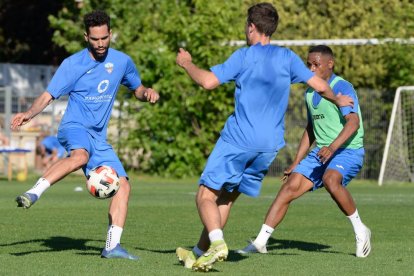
[88,44,109,61]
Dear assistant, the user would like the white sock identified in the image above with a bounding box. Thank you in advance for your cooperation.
[105,225,123,250]
[208,229,224,243]
[26,178,51,198]
[253,224,274,247]
[192,245,204,257]
[347,209,365,236]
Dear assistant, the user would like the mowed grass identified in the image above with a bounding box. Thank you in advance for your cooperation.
[0,174,413,275]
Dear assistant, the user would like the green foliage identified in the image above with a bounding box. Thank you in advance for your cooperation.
[272,0,414,178]
[48,0,414,178]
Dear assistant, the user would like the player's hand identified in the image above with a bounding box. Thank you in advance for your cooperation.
[317,146,335,164]
[281,164,296,184]
[335,92,354,107]
[10,112,32,130]
[144,88,160,103]
[176,48,192,68]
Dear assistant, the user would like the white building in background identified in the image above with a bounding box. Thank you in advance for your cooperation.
[0,63,55,98]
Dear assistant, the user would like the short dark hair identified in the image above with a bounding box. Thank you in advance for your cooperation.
[247,3,279,37]
[309,45,334,58]
[84,10,110,34]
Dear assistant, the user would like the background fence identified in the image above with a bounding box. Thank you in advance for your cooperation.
[0,84,388,179]
[266,88,388,179]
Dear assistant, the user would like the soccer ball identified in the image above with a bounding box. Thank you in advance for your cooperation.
[86,166,120,199]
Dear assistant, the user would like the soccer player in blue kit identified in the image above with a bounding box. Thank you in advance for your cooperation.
[11,10,159,260]
[238,45,371,258]
[37,135,67,170]
[175,3,353,271]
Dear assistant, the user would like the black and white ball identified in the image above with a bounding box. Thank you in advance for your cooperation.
[86,166,120,199]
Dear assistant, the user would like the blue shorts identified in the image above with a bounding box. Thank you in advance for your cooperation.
[57,127,127,178]
[293,147,364,191]
[45,147,66,158]
[199,137,277,197]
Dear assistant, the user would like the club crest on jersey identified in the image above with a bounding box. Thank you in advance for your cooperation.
[105,62,114,74]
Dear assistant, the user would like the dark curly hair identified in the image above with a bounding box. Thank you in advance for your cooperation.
[84,10,110,34]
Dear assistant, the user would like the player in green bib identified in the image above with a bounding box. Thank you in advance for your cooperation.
[238,45,371,258]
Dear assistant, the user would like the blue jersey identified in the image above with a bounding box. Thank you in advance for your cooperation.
[210,43,314,152]
[41,136,66,158]
[47,48,141,139]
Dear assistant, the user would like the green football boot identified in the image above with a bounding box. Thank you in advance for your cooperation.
[192,240,228,272]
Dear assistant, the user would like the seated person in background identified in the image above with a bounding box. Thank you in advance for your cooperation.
[36,136,66,170]
[0,118,10,146]
[0,132,9,146]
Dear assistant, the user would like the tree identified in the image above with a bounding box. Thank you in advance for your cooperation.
[0,0,67,64]
[48,0,414,178]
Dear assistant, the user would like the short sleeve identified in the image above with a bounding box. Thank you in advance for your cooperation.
[334,80,360,116]
[210,49,245,84]
[121,57,141,90]
[290,51,314,84]
[46,59,76,99]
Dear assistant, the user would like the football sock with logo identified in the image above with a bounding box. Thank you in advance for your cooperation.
[347,209,366,236]
[105,225,123,250]
[208,229,224,243]
[253,224,274,247]
[26,178,51,198]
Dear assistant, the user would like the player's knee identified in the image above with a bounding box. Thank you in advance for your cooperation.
[322,175,341,193]
[69,152,88,168]
[280,182,299,200]
[119,179,131,194]
[196,185,217,205]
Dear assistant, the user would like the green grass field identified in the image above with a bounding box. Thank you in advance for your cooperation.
[1,174,413,275]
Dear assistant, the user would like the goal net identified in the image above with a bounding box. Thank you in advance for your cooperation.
[379,86,414,185]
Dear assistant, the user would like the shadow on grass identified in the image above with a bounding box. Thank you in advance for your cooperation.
[135,245,249,267]
[0,236,103,256]
[264,237,341,255]
[134,247,176,254]
[135,236,340,265]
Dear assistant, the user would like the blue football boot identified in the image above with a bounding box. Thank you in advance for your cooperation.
[16,193,38,209]
[101,244,139,260]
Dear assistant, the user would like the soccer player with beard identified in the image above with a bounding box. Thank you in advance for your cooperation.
[11,10,159,260]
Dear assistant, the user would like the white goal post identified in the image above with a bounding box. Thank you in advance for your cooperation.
[378,86,414,186]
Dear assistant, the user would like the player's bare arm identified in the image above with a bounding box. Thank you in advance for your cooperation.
[176,48,220,90]
[307,75,354,107]
[317,112,360,163]
[11,91,54,130]
[134,84,160,103]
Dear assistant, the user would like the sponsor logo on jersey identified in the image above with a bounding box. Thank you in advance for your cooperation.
[105,62,114,74]
[336,164,345,170]
[85,94,113,103]
[312,114,325,120]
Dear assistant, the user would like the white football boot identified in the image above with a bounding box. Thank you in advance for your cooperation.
[236,241,268,254]
[356,225,371,257]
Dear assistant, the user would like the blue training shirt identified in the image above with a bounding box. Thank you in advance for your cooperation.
[47,48,141,139]
[210,43,314,152]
